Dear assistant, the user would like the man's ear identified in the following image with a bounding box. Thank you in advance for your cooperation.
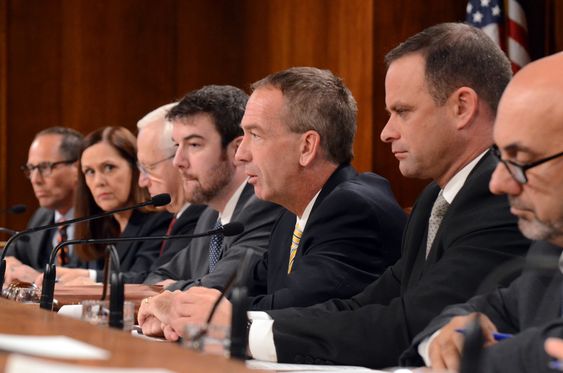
[299,130,321,167]
[229,136,243,164]
[450,87,479,130]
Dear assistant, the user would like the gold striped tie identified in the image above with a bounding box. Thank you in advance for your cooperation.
[288,222,302,273]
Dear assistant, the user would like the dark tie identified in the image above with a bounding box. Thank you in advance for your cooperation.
[55,220,69,266]
[159,216,177,256]
[426,192,450,258]
[208,220,223,273]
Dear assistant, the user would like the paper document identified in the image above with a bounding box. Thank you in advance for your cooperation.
[5,354,176,373]
[0,333,109,360]
[246,359,388,372]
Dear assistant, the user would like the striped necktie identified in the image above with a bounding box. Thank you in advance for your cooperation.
[159,216,177,256]
[288,222,302,273]
[55,219,69,266]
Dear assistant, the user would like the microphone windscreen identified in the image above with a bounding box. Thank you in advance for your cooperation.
[151,194,171,207]
[222,222,244,237]
[8,204,26,214]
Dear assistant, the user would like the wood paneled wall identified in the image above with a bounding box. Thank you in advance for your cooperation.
[0,0,561,231]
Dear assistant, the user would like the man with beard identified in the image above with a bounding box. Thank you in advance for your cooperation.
[405,52,563,373]
[144,85,283,292]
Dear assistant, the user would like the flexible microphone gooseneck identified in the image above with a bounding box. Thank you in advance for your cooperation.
[460,254,560,373]
[0,193,171,289]
[0,204,27,214]
[189,249,256,359]
[39,222,245,311]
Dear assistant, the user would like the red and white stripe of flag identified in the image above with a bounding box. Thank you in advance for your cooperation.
[507,0,531,72]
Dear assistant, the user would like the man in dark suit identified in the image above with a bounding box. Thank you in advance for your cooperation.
[134,103,206,282]
[405,52,563,373]
[5,127,84,283]
[220,23,529,367]
[138,68,407,339]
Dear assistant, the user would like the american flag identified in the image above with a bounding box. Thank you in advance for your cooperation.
[466,0,530,72]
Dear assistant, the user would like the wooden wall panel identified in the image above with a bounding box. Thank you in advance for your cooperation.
[5,1,63,230]
[238,0,374,172]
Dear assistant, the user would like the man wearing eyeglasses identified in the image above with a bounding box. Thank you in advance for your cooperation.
[405,52,563,373]
[135,103,206,281]
[4,127,83,284]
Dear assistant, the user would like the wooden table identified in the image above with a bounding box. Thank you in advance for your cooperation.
[0,298,262,373]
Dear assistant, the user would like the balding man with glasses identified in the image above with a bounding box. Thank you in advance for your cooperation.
[5,127,84,284]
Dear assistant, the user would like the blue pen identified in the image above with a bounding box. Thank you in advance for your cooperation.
[454,328,513,341]
[549,360,563,371]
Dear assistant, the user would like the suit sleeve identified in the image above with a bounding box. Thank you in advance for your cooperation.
[249,187,404,311]
[95,213,171,283]
[270,194,530,368]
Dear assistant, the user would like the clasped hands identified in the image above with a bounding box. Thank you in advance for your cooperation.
[138,287,232,341]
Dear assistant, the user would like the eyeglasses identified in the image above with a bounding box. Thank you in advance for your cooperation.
[490,145,563,184]
[137,154,174,177]
[20,160,77,179]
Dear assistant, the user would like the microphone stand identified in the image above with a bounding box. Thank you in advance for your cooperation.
[1,193,170,288]
[39,222,244,311]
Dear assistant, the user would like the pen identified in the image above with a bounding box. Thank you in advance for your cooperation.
[454,328,513,341]
[549,360,563,371]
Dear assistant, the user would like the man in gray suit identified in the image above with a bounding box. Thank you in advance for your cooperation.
[406,52,563,373]
[5,127,83,284]
[142,86,282,300]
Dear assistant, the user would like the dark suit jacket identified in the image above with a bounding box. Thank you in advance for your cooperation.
[266,153,531,368]
[144,183,284,291]
[403,241,563,373]
[93,210,172,283]
[149,204,206,271]
[6,207,55,270]
[246,164,406,311]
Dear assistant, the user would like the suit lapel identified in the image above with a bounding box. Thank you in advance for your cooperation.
[401,183,440,289]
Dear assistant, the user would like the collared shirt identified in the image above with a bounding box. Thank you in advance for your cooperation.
[175,202,191,219]
[52,208,75,256]
[219,180,248,225]
[248,190,321,362]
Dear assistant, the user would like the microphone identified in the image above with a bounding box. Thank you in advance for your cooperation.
[0,193,171,288]
[190,249,257,359]
[39,222,245,310]
[0,204,27,214]
[460,250,560,373]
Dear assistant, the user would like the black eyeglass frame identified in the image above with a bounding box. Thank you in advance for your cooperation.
[20,159,77,179]
[490,145,563,184]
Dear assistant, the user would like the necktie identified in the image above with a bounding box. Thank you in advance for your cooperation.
[288,222,303,273]
[159,216,177,256]
[55,220,69,266]
[426,192,450,258]
[208,220,223,273]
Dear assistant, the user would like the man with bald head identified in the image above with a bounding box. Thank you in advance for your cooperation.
[407,52,563,373]
[135,104,206,283]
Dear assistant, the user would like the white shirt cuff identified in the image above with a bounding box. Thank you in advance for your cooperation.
[88,269,97,282]
[248,311,278,362]
[418,329,442,367]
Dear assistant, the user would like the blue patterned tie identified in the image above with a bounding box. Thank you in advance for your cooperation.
[208,220,223,273]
